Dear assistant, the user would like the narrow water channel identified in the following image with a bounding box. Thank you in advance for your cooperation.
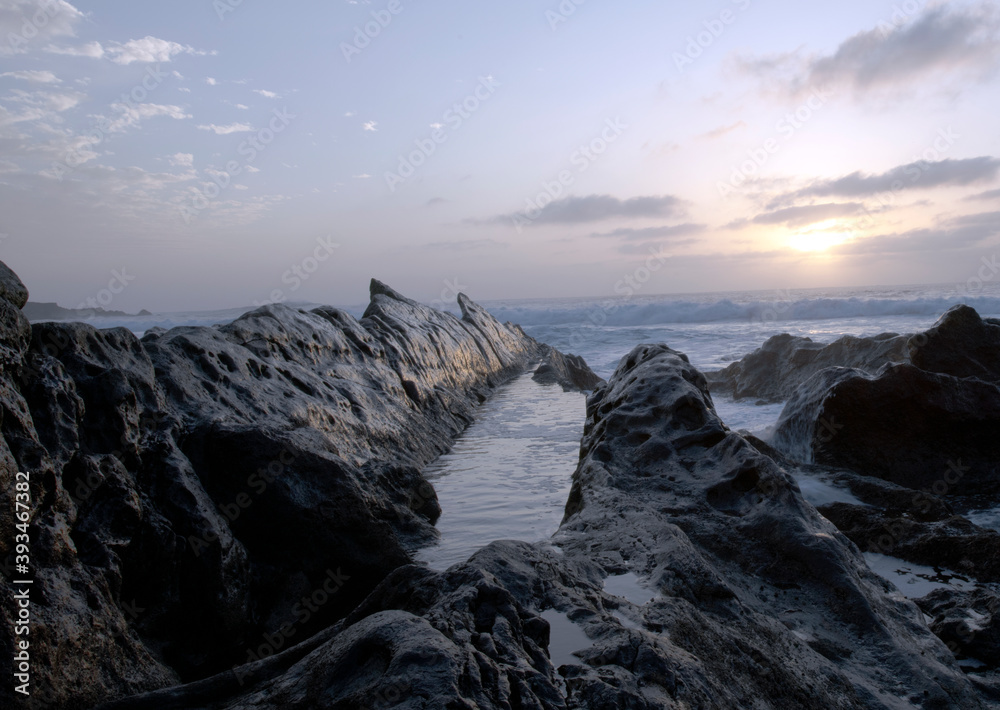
[415,371,587,570]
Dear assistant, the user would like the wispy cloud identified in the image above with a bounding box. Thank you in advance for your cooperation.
[736,202,865,229]
[1,70,60,83]
[737,4,1000,97]
[197,122,253,135]
[362,121,378,131]
[254,89,277,98]
[106,36,211,65]
[590,223,705,240]
[778,157,1000,203]
[833,210,1000,255]
[483,194,688,226]
[44,40,104,58]
[698,121,746,141]
[1,0,84,55]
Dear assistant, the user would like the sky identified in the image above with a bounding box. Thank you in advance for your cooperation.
[0,0,998,312]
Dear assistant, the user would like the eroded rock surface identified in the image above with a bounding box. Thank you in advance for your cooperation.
[532,347,605,392]
[706,332,909,403]
[909,305,1000,382]
[103,343,994,708]
[0,265,546,709]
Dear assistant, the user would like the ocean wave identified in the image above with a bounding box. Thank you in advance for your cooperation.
[487,296,1000,327]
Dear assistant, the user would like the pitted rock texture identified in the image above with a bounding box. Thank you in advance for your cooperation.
[102,343,996,709]
[706,331,909,403]
[0,264,546,709]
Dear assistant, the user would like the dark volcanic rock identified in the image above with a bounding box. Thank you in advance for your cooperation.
[706,331,909,403]
[105,343,992,708]
[909,304,1000,383]
[817,502,1000,582]
[532,347,605,391]
[0,264,546,709]
[917,588,1000,668]
[771,362,1000,495]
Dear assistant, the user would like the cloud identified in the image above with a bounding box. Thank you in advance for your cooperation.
[0,0,84,54]
[785,157,1000,202]
[487,194,688,226]
[965,187,1000,202]
[362,121,377,131]
[106,103,191,133]
[44,40,104,58]
[741,202,865,228]
[352,173,371,179]
[425,197,447,207]
[234,103,249,110]
[1,70,60,83]
[254,89,277,98]
[197,122,253,135]
[698,121,746,141]
[420,238,506,252]
[206,77,217,86]
[737,4,1000,97]
[105,36,210,65]
[590,223,705,241]
[169,152,194,167]
[833,210,1000,255]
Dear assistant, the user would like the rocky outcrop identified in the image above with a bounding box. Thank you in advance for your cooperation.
[771,361,1000,495]
[103,343,992,708]
[532,347,605,391]
[706,332,909,403]
[0,264,548,709]
[908,304,1000,383]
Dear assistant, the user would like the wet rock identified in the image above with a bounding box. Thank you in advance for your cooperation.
[816,502,1000,582]
[909,304,1000,383]
[533,347,605,392]
[128,343,995,708]
[771,362,1000,495]
[0,262,547,709]
[706,331,909,403]
[917,587,1000,669]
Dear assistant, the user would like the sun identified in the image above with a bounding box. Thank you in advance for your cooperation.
[788,222,853,252]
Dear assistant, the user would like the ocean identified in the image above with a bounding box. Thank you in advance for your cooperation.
[34,282,1000,571]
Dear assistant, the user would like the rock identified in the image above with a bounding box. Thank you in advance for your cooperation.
[0,263,550,709]
[771,362,1000,495]
[706,331,909,403]
[119,343,994,707]
[532,347,605,391]
[909,304,1000,383]
[0,260,28,309]
[816,502,1000,582]
[917,588,1000,669]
